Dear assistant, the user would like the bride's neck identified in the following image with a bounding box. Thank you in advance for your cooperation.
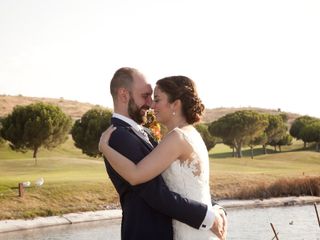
[166,116,189,132]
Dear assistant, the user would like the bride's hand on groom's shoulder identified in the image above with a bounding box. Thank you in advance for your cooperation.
[98,125,117,152]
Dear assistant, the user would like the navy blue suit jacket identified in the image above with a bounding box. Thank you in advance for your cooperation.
[103,117,207,240]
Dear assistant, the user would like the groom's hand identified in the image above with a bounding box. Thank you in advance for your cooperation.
[219,208,227,240]
[211,204,228,240]
[210,213,224,239]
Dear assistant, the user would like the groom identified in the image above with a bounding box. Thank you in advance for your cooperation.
[103,67,227,240]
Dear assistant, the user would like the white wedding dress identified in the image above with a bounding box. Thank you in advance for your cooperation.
[162,126,218,240]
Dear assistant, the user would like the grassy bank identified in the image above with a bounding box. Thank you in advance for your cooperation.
[1,138,320,220]
[0,137,118,220]
[209,142,320,198]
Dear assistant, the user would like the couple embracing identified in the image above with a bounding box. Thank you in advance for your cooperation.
[99,67,228,240]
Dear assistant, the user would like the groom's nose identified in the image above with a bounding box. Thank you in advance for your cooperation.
[146,96,153,107]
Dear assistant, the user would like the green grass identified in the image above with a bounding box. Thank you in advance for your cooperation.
[0,136,93,160]
[211,151,320,181]
[0,138,320,219]
[208,141,320,198]
[0,137,119,220]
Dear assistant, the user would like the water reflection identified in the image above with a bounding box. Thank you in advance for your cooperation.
[228,205,320,239]
[2,219,121,240]
[2,205,320,240]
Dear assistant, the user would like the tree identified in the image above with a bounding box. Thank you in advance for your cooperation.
[209,119,235,156]
[0,117,5,145]
[195,123,217,151]
[1,102,72,165]
[269,133,293,152]
[71,108,112,157]
[263,114,287,154]
[209,110,268,158]
[223,138,237,157]
[290,116,317,148]
[248,133,268,159]
[300,120,320,152]
[277,133,293,152]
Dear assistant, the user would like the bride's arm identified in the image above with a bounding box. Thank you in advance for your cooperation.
[99,126,185,185]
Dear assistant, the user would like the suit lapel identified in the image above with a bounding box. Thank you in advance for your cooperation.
[130,127,154,148]
[111,118,154,150]
[143,129,158,147]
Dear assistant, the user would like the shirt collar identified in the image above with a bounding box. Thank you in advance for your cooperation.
[112,113,144,132]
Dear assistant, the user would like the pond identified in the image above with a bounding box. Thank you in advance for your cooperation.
[2,204,319,240]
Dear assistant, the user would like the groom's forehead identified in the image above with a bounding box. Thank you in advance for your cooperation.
[133,77,151,90]
[137,84,153,96]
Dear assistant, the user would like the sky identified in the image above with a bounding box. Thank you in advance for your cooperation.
[1,0,319,118]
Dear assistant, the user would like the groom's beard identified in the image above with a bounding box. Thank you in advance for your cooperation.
[128,97,149,124]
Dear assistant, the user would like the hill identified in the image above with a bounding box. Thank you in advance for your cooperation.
[203,107,301,125]
[0,94,301,123]
[0,95,102,120]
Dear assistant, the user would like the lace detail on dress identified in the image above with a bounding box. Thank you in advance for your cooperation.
[162,126,218,240]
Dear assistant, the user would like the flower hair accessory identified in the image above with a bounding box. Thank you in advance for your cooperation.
[143,109,162,142]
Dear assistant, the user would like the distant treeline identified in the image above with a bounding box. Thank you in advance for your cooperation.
[0,103,319,163]
[198,111,320,158]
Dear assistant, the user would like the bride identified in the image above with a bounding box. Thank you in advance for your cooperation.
[99,76,227,240]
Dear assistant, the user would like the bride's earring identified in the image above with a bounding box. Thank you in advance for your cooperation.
[172,111,176,116]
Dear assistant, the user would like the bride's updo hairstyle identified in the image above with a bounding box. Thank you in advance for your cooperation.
[156,76,205,124]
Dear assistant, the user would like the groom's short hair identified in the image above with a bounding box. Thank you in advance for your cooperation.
[110,67,137,100]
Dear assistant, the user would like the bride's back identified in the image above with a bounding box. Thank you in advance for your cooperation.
[162,126,217,240]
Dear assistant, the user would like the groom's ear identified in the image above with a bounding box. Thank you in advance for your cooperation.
[118,88,129,103]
